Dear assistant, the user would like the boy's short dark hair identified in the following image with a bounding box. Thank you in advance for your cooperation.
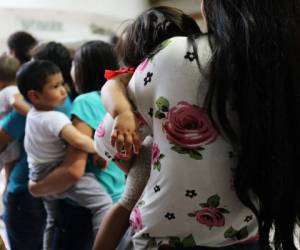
[17,60,61,102]
[0,54,20,83]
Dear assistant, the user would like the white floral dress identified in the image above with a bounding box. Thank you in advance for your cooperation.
[97,36,258,249]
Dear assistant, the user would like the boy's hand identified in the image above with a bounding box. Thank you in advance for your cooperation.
[111,110,140,156]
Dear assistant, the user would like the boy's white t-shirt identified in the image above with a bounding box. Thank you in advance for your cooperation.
[24,107,71,167]
[0,85,19,119]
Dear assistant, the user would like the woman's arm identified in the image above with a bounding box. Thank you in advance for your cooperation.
[93,203,130,250]
[101,74,140,154]
[29,117,92,197]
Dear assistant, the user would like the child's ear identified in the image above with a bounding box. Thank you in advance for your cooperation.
[27,90,41,104]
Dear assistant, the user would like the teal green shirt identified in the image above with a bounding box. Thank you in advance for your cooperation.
[71,91,125,203]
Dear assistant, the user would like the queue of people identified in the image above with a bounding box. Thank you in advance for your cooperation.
[1,1,300,250]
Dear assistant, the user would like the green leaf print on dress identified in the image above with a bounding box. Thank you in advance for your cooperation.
[155,96,169,119]
[224,226,249,240]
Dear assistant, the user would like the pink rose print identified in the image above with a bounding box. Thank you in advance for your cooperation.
[188,194,229,229]
[162,101,217,149]
[196,207,225,227]
[136,58,150,72]
[152,143,160,165]
[151,143,165,171]
[95,122,105,138]
[130,207,143,232]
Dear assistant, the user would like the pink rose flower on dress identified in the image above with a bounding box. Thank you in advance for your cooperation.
[162,101,217,149]
[196,207,225,227]
[95,122,105,138]
[151,143,160,165]
[130,207,143,232]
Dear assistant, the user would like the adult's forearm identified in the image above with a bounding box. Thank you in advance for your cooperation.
[101,76,133,118]
[29,147,87,197]
[29,167,79,197]
[93,203,130,250]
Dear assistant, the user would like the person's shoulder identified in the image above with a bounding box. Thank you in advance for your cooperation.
[158,35,209,55]
[2,85,18,91]
[32,109,69,123]
[73,91,99,103]
[0,85,19,95]
[72,91,100,107]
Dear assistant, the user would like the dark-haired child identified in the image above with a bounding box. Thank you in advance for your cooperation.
[18,60,112,250]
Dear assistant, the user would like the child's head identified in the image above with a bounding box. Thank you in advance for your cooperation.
[116,6,201,67]
[7,31,37,64]
[72,40,118,93]
[0,54,20,88]
[17,60,67,110]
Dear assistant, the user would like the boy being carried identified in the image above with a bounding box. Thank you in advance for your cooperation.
[18,60,112,250]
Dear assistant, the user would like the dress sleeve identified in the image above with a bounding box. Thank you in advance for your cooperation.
[46,111,72,137]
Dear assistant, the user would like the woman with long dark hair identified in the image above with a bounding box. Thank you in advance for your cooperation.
[98,1,300,249]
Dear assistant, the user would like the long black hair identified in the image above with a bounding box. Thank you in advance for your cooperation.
[31,41,76,98]
[203,0,300,249]
[73,40,118,93]
[116,6,201,67]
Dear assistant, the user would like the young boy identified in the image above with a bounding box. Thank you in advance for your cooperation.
[0,54,30,172]
[17,60,113,250]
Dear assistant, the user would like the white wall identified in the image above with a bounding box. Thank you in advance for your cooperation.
[0,0,149,19]
[0,0,150,53]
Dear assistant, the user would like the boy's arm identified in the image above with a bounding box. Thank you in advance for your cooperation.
[60,124,96,154]
[11,93,30,116]
[29,117,91,196]
[101,75,140,154]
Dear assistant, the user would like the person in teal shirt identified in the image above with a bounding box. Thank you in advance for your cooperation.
[0,110,46,250]
[29,40,126,250]
[71,91,125,203]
